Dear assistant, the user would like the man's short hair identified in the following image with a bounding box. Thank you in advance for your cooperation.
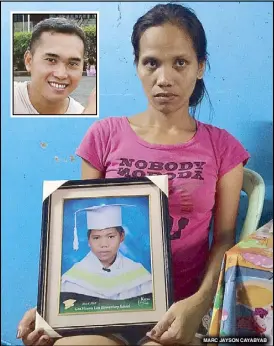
[29,17,86,54]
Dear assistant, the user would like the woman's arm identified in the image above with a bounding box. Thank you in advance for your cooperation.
[81,159,103,179]
[196,162,244,309]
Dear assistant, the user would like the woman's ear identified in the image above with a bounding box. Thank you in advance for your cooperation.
[136,60,144,79]
[24,50,32,73]
[197,61,206,80]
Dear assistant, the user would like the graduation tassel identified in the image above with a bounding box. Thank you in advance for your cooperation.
[73,212,79,251]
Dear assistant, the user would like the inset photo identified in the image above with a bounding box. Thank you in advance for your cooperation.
[12,12,98,117]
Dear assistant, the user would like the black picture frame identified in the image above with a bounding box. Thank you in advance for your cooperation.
[37,176,173,337]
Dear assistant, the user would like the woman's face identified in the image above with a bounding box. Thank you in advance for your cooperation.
[137,23,205,114]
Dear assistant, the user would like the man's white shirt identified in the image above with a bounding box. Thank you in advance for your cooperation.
[13,81,84,115]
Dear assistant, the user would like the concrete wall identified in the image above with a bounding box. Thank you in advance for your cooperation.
[1,2,273,344]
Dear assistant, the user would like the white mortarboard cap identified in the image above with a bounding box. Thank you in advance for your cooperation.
[73,204,132,251]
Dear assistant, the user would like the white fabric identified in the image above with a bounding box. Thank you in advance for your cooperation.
[86,205,122,229]
[35,312,62,338]
[43,180,68,202]
[61,252,152,299]
[13,81,84,115]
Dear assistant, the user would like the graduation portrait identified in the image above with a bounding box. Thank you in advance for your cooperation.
[37,177,172,335]
[59,197,153,314]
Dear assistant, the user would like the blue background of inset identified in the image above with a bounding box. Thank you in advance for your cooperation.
[61,196,151,274]
[1,2,273,345]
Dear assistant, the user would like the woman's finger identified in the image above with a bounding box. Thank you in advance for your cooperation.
[34,334,53,346]
[17,308,36,339]
[147,311,175,339]
[22,328,45,346]
[158,330,176,345]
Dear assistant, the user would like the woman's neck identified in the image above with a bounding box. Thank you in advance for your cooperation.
[128,104,197,146]
[139,104,196,131]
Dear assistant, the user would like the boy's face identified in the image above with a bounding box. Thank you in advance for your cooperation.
[24,31,84,104]
[88,227,124,266]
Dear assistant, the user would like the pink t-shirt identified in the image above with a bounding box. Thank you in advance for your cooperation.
[76,116,250,301]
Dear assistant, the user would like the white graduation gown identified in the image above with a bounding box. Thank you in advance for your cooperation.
[61,251,152,300]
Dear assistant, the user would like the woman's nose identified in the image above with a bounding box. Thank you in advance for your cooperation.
[156,66,174,87]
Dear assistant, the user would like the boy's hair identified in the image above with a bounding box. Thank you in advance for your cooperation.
[87,226,125,239]
[29,17,86,54]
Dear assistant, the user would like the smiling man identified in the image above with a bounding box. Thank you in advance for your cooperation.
[14,17,86,115]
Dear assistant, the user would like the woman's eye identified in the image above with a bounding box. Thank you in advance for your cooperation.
[144,59,158,69]
[175,59,186,67]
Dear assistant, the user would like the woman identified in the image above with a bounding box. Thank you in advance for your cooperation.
[86,57,96,77]
[17,3,249,346]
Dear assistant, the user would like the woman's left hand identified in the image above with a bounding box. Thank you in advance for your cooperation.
[146,293,207,345]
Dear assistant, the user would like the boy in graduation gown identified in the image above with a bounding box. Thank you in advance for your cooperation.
[61,204,153,301]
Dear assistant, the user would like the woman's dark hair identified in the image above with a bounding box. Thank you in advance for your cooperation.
[131,3,212,115]
[29,17,86,54]
[87,226,125,239]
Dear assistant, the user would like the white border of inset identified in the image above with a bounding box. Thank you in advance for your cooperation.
[10,11,99,118]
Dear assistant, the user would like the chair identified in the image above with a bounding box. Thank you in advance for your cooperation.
[240,168,265,240]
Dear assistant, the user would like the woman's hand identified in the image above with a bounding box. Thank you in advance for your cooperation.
[82,87,97,114]
[146,293,207,345]
[17,308,53,346]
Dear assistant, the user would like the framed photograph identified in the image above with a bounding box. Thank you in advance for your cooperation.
[36,176,172,337]
[11,11,98,117]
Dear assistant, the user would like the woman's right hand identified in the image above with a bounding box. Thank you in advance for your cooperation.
[17,308,53,345]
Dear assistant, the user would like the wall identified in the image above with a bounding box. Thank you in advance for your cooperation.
[1,2,273,344]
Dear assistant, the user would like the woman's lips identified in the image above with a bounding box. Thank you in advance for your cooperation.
[154,93,178,102]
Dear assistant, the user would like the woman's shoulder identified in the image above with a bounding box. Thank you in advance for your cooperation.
[197,120,238,144]
[198,120,229,136]
[197,120,250,170]
[90,116,127,132]
[94,116,126,125]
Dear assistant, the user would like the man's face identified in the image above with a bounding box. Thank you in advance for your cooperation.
[88,228,124,266]
[25,31,84,103]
